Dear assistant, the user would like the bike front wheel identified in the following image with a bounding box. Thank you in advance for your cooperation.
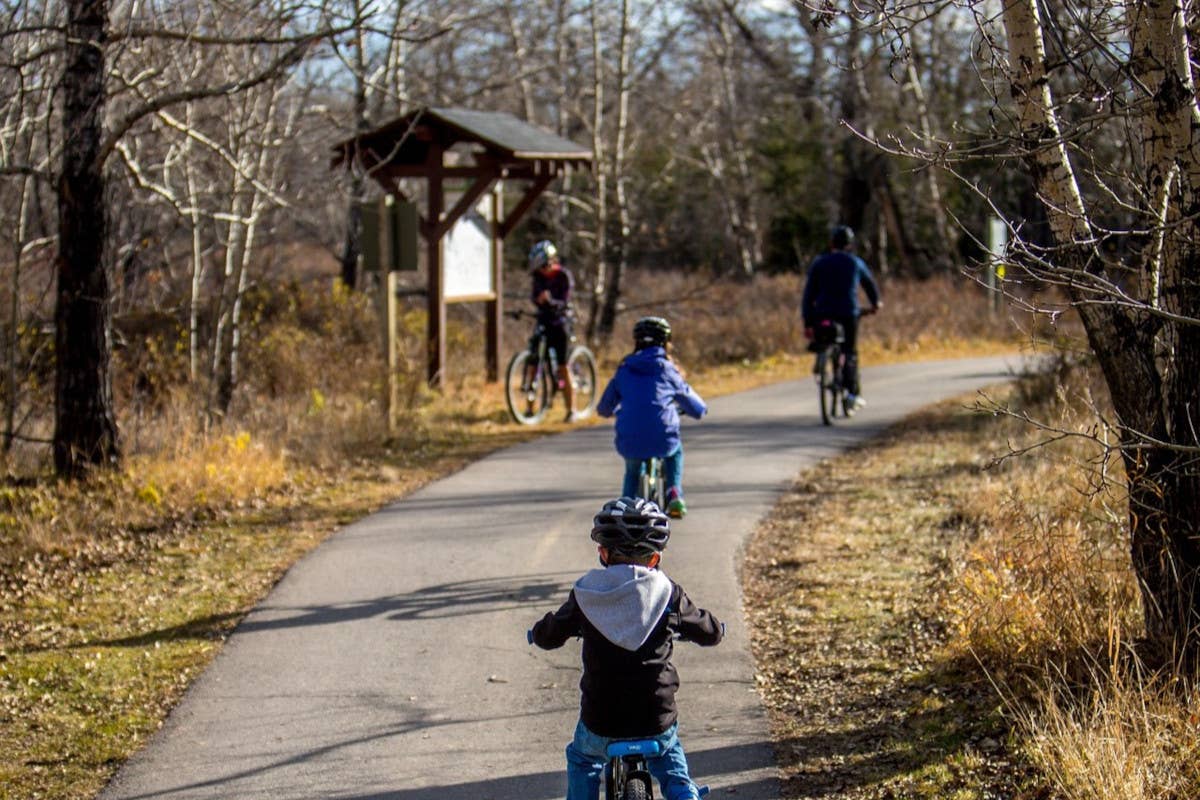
[505,350,552,424]
[566,346,598,418]
[638,459,665,508]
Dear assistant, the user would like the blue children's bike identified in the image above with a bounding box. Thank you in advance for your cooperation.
[528,631,714,799]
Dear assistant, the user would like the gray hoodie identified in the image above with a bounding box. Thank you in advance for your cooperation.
[573,564,673,650]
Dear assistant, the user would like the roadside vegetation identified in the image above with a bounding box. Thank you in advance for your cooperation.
[743,356,1200,800]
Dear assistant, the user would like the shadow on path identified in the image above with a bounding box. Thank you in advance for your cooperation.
[75,573,576,650]
[327,742,776,800]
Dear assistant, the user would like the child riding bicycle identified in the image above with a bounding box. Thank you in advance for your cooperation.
[530,496,724,800]
[596,317,707,518]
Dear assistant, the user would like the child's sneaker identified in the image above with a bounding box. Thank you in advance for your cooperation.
[666,487,687,518]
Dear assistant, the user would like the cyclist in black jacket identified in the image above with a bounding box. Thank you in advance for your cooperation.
[528,239,577,420]
[531,497,723,800]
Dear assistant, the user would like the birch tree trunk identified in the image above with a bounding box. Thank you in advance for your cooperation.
[1003,0,1200,666]
[597,0,631,338]
[586,0,609,341]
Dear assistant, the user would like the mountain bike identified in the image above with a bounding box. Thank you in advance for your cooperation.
[809,318,846,426]
[505,309,597,425]
[638,456,666,509]
[809,308,876,425]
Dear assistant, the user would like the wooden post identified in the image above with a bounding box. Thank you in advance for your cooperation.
[384,270,399,432]
[486,186,504,382]
[427,145,445,387]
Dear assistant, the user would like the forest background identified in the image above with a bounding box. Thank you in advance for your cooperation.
[5,1,1200,799]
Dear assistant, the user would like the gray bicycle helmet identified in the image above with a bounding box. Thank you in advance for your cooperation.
[590,497,671,557]
[831,225,855,249]
[633,316,672,349]
[528,239,558,272]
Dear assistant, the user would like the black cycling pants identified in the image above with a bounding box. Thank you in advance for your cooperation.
[530,324,570,368]
[829,315,861,395]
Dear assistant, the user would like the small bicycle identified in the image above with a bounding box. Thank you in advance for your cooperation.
[638,456,666,509]
[604,739,709,800]
[504,309,597,425]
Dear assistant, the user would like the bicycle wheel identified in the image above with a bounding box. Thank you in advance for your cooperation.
[817,349,836,426]
[638,466,652,503]
[636,460,663,507]
[505,350,551,424]
[621,775,650,800]
[566,346,598,417]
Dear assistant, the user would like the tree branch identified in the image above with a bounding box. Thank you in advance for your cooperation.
[98,20,358,167]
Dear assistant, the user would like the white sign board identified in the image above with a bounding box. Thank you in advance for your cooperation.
[443,192,494,300]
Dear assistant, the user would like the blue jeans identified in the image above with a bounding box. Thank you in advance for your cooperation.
[622,445,684,500]
[566,720,698,800]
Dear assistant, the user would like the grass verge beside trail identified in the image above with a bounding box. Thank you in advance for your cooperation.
[742,388,1034,800]
[0,418,542,800]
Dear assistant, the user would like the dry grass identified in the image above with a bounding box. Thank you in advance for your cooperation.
[742,351,1200,800]
[1020,668,1200,800]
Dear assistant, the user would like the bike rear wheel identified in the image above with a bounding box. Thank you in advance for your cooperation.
[817,348,839,426]
[567,346,598,417]
[505,350,551,424]
[621,774,651,800]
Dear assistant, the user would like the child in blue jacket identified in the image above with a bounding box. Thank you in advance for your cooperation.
[596,317,707,518]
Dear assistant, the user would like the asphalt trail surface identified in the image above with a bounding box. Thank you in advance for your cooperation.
[99,356,1024,800]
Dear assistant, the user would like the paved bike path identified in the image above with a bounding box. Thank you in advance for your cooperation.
[99,356,1024,800]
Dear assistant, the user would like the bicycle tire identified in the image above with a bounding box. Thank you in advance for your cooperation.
[817,349,836,426]
[505,350,551,424]
[638,458,666,508]
[638,469,652,505]
[621,775,650,800]
[567,346,598,417]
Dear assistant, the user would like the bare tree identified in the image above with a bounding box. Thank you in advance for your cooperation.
[963,0,1200,666]
[55,0,120,475]
[25,0,358,475]
[1,1,58,453]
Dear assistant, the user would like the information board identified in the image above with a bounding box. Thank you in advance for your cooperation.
[443,192,495,300]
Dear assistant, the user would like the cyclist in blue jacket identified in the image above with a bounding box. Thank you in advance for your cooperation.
[596,317,707,518]
[801,224,882,412]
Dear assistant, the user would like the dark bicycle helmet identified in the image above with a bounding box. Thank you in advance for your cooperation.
[633,316,672,349]
[528,239,558,272]
[831,224,855,249]
[590,496,671,557]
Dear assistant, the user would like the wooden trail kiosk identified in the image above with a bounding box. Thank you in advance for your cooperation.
[333,107,592,412]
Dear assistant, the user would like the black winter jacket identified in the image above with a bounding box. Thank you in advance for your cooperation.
[531,565,723,738]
